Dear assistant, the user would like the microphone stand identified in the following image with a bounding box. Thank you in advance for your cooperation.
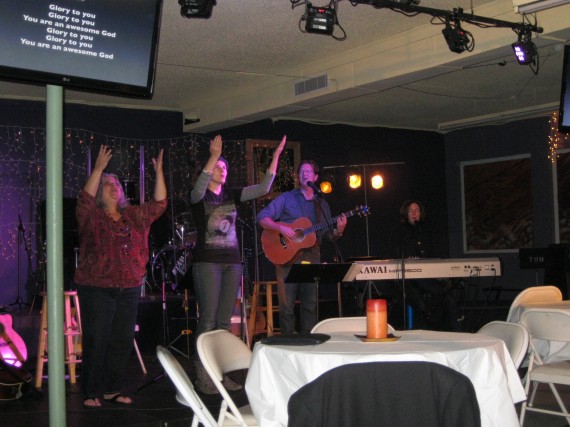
[167,153,181,293]
[313,194,344,323]
[29,244,47,315]
[29,208,47,313]
[167,288,192,359]
[10,215,31,311]
[236,218,250,345]
[161,265,169,347]
[322,199,346,318]
[400,247,408,330]
[137,265,168,392]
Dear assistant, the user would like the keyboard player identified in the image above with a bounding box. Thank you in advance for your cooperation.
[389,200,461,331]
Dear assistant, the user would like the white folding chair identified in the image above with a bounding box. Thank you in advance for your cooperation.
[156,345,218,427]
[196,330,258,427]
[476,320,529,369]
[506,285,562,322]
[519,308,570,426]
[311,316,396,335]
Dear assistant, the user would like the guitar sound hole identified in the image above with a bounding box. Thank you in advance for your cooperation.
[279,235,287,248]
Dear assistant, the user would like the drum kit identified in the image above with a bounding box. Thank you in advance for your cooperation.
[148,212,197,294]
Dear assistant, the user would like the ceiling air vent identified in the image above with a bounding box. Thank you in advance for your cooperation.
[295,74,328,96]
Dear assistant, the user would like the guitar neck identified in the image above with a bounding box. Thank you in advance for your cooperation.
[305,209,360,235]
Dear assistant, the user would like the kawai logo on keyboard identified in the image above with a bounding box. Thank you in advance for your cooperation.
[361,266,423,274]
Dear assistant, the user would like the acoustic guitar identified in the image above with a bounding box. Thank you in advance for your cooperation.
[261,205,370,266]
[0,313,27,368]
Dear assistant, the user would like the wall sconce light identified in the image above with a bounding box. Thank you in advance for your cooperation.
[348,173,362,189]
[370,172,384,189]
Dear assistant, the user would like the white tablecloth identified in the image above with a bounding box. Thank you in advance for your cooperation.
[245,330,526,427]
[510,300,570,363]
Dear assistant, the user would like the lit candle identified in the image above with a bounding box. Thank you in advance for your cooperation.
[367,299,388,339]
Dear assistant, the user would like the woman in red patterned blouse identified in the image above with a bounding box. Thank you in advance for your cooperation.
[75,145,167,408]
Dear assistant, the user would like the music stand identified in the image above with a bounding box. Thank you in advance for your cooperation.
[285,263,352,322]
[346,256,384,310]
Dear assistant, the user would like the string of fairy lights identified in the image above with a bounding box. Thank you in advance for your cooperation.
[0,126,298,277]
[548,112,570,162]
[2,119,565,282]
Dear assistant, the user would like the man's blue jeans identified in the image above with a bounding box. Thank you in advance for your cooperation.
[276,264,317,335]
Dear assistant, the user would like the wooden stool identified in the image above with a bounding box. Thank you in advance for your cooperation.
[248,281,279,348]
[35,291,82,389]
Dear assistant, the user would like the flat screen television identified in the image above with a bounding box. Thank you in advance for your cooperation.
[559,45,570,133]
[0,0,163,99]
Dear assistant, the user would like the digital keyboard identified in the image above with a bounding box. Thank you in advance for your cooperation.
[343,258,501,281]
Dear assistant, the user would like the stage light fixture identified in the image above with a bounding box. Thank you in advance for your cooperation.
[370,173,384,190]
[512,31,537,65]
[320,172,335,193]
[441,19,473,53]
[320,180,333,194]
[304,2,336,35]
[348,173,362,189]
[178,0,215,19]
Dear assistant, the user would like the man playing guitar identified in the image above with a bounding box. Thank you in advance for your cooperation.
[257,160,347,335]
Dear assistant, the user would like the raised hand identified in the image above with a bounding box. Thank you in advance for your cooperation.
[152,149,164,174]
[202,135,223,173]
[274,135,286,158]
[210,135,222,159]
[152,149,167,201]
[94,145,112,172]
[268,135,287,175]
[83,145,112,197]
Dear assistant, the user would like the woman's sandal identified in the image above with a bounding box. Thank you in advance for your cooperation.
[83,397,102,408]
[103,393,133,406]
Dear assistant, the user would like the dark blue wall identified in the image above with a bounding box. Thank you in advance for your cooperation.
[445,116,556,293]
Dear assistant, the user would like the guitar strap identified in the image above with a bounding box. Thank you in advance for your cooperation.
[295,191,318,226]
[313,197,333,244]
[313,196,345,263]
[313,198,322,223]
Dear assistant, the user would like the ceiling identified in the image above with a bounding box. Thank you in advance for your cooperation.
[2,0,570,134]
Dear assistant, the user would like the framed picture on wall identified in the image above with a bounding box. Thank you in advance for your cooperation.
[555,148,570,243]
[461,154,534,253]
[246,139,300,201]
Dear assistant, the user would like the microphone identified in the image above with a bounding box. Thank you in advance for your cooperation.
[306,181,323,198]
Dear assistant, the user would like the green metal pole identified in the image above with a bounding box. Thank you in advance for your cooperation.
[46,84,67,427]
